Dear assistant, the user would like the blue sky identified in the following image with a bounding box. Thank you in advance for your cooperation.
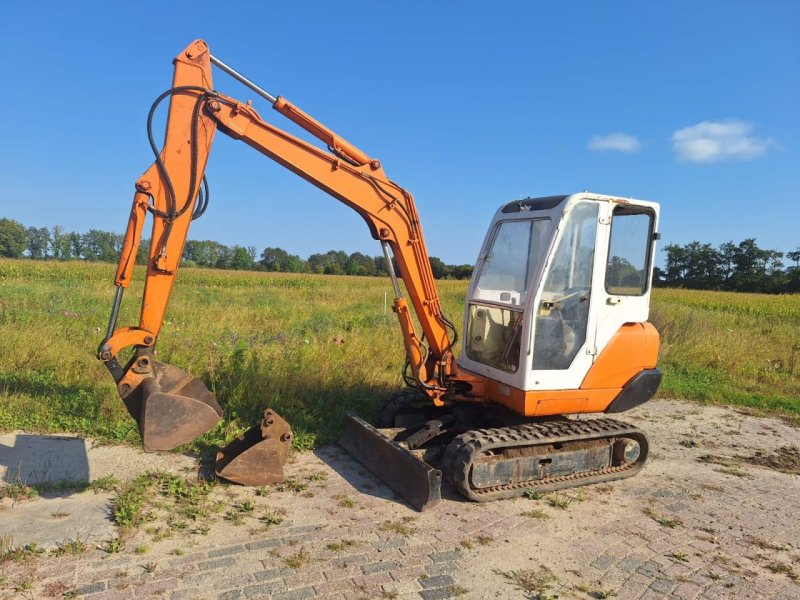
[1,1,797,265]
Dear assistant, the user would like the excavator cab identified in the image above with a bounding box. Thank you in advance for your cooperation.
[462,193,659,414]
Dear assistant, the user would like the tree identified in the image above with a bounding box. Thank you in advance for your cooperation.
[50,226,71,260]
[345,252,376,276]
[82,230,120,262]
[0,218,28,258]
[68,232,85,259]
[229,245,255,270]
[26,226,51,259]
[429,256,447,279]
[787,249,800,269]
[260,247,289,271]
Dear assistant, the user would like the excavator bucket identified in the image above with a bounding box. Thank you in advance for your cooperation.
[123,362,223,452]
[215,409,292,486]
[339,412,442,511]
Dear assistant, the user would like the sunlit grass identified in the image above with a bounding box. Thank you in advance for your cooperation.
[0,258,797,455]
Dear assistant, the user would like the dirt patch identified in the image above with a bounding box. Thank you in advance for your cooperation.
[741,445,800,474]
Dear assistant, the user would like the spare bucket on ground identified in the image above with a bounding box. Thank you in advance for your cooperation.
[215,409,292,486]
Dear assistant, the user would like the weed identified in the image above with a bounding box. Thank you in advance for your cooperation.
[745,536,784,551]
[142,562,157,573]
[590,590,618,599]
[306,472,328,482]
[255,486,270,497]
[135,545,150,555]
[89,475,119,493]
[448,584,469,597]
[0,482,38,501]
[495,566,558,598]
[379,517,416,537]
[573,489,588,502]
[679,439,699,448]
[52,538,87,557]
[50,510,70,519]
[101,537,124,554]
[237,499,256,513]
[276,477,308,493]
[642,507,682,528]
[668,551,689,563]
[524,489,543,500]
[765,561,797,580]
[698,526,717,534]
[707,571,721,581]
[334,494,357,508]
[521,509,549,520]
[171,548,185,556]
[284,547,310,569]
[194,524,211,536]
[545,494,571,509]
[224,511,245,526]
[459,540,473,550]
[168,518,189,531]
[13,578,34,593]
[326,540,356,552]
[260,512,284,527]
[379,589,399,599]
[476,534,493,546]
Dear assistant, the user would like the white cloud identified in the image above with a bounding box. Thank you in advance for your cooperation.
[671,119,773,163]
[587,132,641,153]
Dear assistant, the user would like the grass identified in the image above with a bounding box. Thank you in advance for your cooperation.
[651,288,800,421]
[378,517,417,537]
[283,547,311,569]
[0,259,798,451]
[642,507,683,528]
[495,566,559,599]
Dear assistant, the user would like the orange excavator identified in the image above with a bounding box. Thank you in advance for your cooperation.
[99,40,662,510]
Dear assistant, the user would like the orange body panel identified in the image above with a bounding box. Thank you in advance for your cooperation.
[463,322,660,417]
[580,322,660,389]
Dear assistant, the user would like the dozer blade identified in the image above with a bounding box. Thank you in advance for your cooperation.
[339,412,442,511]
[124,362,223,452]
[215,409,292,486]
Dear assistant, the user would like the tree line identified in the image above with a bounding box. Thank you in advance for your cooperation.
[3,218,798,291]
[0,218,475,280]
[655,239,800,293]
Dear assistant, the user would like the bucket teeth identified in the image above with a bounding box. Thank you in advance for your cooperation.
[215,409,292,486]
[126,361,223,452]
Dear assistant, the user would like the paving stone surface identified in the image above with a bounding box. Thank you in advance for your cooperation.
[0,399,798,599]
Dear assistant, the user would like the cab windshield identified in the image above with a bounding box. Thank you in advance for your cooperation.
[474,219,549,306]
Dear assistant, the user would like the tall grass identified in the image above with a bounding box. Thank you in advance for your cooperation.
[0,258,797,453]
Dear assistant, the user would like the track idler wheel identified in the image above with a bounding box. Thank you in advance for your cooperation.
[122,361,223,452]
[215,409,292,486]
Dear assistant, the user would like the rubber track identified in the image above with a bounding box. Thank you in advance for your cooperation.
[446,417,648,502]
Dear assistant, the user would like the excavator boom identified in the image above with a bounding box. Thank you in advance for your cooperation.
[98,40,459,469]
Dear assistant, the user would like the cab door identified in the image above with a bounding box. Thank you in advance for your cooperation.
[528,200,603,392]
[592,202,658,357]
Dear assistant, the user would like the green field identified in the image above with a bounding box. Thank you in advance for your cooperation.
[1,259,798,453]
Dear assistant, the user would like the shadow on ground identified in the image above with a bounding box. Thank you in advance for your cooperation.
[0,433,90,494]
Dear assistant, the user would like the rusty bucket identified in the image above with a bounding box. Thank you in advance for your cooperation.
[215,409,292,486]
[122,361,223,452]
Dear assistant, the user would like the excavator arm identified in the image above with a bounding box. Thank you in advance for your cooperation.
[98,39,458,453]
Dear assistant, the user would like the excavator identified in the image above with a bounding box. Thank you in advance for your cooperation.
[98,40,662,510]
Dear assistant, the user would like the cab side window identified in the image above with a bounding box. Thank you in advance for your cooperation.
[606,207,653,295]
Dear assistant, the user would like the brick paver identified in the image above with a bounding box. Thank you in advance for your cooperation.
[0,399,798,599]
